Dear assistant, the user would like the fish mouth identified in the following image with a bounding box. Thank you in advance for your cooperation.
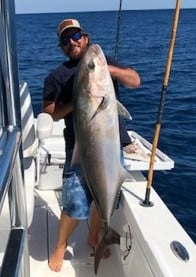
[91,44,103,57]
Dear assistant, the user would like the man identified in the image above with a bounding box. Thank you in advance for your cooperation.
[43,18,141,272]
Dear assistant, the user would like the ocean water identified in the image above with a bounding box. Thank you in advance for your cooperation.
[16,9,196,242]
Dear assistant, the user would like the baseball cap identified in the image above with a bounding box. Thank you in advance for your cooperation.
[57,19,82,38]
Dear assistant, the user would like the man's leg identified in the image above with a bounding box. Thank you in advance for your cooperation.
[49,165,92,272]
[48,211,79,272]
[88,203,101,248]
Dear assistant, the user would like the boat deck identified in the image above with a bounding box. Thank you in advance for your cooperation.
[26,115,177,277]
[29,188,123,277]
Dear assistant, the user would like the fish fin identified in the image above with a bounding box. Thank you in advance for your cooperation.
[71,142,80,167]
[114,168,133,209]
[117,100,132,120]
[114,189,122,209]
[120,166,134,183]
[90,97,109,120]
[94,228,120,274]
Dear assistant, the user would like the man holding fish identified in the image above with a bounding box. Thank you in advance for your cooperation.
[43,18,141,273]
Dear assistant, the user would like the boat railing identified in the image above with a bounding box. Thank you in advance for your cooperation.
[0,128,28,277]
[0,127,21,211]
[0,0,30,276]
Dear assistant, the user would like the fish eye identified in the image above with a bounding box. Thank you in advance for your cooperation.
[88,61,95,71]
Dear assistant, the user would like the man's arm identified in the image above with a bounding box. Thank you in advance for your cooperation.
[108,65,141,88]
[42,100,72,121]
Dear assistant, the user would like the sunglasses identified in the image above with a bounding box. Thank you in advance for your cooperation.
[60,31,83,46]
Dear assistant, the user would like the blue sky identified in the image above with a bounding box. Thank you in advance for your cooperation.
[15,0,196,14]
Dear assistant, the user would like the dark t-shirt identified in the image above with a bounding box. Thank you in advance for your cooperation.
[43,56,131,151]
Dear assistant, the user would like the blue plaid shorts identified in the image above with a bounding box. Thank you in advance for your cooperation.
[62,164,93,220]
[61,149,124,219]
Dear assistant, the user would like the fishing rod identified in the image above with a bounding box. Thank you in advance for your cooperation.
[142,0,182,206]
[114,0,123,60]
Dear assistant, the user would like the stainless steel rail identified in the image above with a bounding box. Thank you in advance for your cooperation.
[0,128,21,213]
[0,0,31,275]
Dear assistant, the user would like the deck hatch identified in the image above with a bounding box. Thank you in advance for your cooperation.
[1,228,25,277]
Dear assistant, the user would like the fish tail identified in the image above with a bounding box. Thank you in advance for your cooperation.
[94,227,120,274]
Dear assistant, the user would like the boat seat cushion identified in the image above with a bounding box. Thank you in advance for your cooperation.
[20,82,38,158]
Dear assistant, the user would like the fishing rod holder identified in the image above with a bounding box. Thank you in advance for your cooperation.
[140,187,154,207]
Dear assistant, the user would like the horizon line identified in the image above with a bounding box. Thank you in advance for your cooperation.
[15,7,195,15]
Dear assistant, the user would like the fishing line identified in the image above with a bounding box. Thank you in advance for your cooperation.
[114,0,123,60]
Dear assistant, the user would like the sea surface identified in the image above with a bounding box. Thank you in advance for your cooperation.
[16,9,196,242]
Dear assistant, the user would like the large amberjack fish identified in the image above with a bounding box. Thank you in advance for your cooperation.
[72,44,131,273]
